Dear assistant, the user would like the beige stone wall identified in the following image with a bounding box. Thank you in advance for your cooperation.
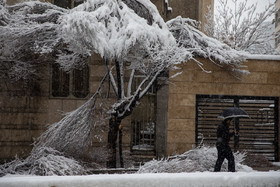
[0,67,49,161]
[152,0,214,29]
[167,58,280,158]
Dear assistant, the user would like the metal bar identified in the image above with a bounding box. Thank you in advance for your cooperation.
[274,97,279,161]
[195,95,199,146]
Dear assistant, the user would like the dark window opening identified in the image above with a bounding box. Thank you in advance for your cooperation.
[196,95,279,161]
[73,66,89,98]
[51,63,70,97]
[74,0,85,7]
[54,0,72,9]
[51,63,89,98]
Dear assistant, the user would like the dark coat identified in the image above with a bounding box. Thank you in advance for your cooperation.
[216,121,235,146]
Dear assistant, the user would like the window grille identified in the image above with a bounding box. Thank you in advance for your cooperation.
[131,76,156,155]
[72,66,89,98]
[51,63,89,98]
[51,63,70,97]
[196,95,279,161]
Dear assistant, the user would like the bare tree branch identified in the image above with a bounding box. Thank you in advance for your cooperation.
[205,0,277,54]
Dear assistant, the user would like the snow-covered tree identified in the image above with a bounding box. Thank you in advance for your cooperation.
[0,0,248,173]
[205,0,276,54]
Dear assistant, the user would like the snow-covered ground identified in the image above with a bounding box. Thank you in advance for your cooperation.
[1,171,280,187]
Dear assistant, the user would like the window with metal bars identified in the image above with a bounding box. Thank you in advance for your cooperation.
[196,95,279,161]
[130,76,156,155]
[51,63,89,98]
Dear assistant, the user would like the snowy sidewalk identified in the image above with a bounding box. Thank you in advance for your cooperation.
[1,172,280,187]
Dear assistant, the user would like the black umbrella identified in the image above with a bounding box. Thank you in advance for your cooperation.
[218,107,249,120]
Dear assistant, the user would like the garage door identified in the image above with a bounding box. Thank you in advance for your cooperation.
[196,95,279,161]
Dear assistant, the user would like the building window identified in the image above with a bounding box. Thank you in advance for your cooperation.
[54,0,72,9]
[131,76,157,155]
[51,63,70,97]
[51,63,89,98]
[72,66,90,98]
[54,0,85,9]
[74,0,85,7]
[196,95,279,161]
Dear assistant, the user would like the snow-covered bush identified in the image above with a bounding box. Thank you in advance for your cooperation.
[1,147,85,176]
[138,146,253,173]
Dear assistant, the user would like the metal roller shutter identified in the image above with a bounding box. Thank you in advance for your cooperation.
[196,95,279,161]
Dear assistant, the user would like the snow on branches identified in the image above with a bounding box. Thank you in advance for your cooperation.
[0,1,66,81]
[1,147,85,176]
[138,146,253,173]
[58,0,175,64]
[205,0,276,55]
[167,16,249,75]
[0,0,249,82]
[34,73,109,158]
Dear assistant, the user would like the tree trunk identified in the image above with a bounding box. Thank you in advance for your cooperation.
[119,125,124,168]
[107,116,119,168]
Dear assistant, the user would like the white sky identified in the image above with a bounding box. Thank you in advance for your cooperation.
[214,0,275,21]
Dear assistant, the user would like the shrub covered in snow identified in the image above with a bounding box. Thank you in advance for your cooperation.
[138,146,253,173]
[0,147,85,176]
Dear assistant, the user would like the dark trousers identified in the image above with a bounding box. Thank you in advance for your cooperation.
[214,144,235,172]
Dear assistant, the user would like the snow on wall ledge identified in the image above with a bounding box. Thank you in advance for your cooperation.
[246,54,280,61]
[1,172,280,187]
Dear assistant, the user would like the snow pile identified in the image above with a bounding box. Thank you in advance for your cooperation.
[138,146,253,173]
[1,172,280,187]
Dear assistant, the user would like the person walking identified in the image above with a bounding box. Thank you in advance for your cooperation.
[214,118,236,172]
